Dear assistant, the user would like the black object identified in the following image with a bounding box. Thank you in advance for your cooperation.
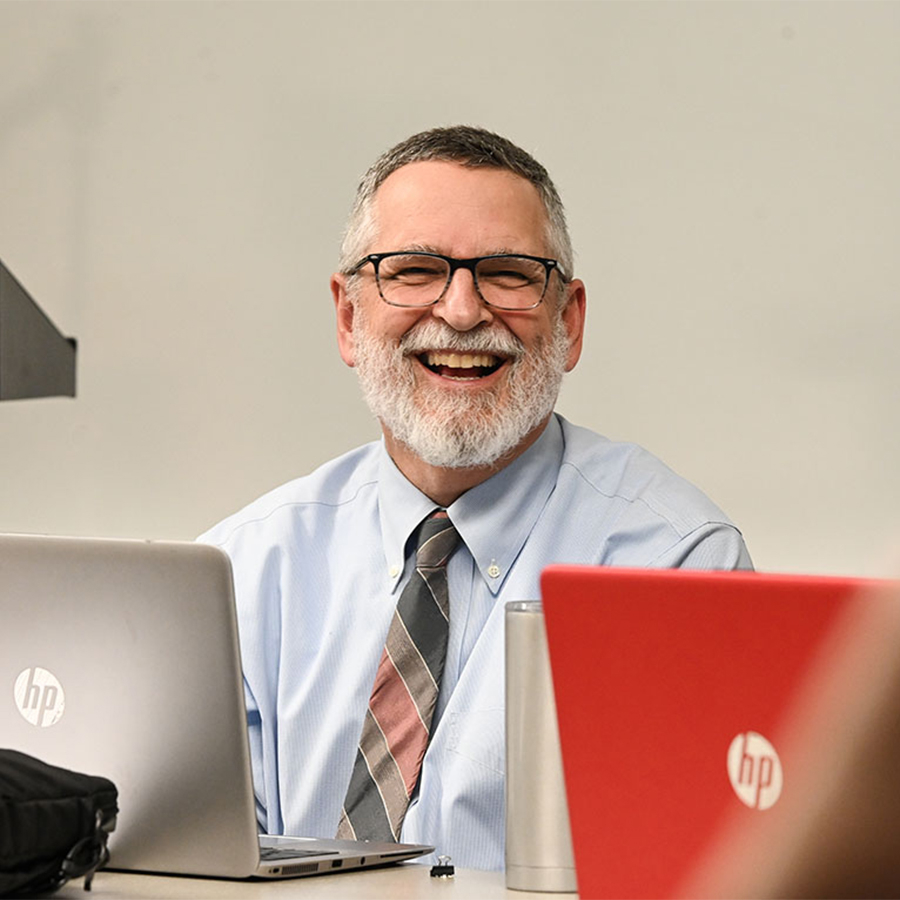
[0,258,76,400]
[0,750,117,896]
[430,855,455,878]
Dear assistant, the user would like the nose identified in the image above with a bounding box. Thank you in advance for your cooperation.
[432,267,493,332]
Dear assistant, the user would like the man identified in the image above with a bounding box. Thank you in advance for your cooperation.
[199,126,752,871]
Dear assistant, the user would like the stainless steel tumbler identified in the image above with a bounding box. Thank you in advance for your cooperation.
[505,601,577,892]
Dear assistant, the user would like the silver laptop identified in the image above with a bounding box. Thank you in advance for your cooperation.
[0,533,432,879]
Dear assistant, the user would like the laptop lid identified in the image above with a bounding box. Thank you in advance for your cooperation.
[540,565,900,899]
[0,534,431,879]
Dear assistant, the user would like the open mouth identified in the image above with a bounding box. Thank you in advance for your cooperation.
[418,350,506,380]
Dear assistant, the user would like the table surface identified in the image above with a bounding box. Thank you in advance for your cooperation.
[53,864,573,899]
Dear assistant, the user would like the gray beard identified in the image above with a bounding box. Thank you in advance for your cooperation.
[353,312,570,469]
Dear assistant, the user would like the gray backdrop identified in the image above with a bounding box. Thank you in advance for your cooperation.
[2,1,898,576]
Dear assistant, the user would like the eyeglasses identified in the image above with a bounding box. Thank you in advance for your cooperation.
[350,252,565,311]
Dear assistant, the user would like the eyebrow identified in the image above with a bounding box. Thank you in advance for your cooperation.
[394,245,524,257]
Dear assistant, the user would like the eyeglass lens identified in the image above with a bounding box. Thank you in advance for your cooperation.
[376,254,548,309]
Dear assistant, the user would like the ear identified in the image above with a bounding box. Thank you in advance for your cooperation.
[332,273,357,368]
[560,279,587,372]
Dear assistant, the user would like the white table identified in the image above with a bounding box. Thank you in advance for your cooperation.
[53,864,573,899]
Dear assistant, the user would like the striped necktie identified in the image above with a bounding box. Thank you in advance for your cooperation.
[337,510,460,841]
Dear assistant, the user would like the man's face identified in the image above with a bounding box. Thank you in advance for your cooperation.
[333,160,585,470]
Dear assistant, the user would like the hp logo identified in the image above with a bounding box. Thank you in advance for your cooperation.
[727,731,783,810]
[14,667,66,727]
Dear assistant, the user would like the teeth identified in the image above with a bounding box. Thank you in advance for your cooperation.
[425,351,498,369]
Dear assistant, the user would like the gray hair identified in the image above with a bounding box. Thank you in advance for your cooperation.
[338,125,574,281]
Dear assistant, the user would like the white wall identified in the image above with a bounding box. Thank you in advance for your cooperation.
[1,1,898,576]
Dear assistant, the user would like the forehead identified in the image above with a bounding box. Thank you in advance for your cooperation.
[369,160,549,256]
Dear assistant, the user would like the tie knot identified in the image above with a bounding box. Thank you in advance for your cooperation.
[415,510,460,569]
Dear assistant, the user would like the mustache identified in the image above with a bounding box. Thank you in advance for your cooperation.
[399,320,525,359]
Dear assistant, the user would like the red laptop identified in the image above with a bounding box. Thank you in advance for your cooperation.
[540,565,900,899]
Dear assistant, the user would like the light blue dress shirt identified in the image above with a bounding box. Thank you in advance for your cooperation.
[198,415,751,871]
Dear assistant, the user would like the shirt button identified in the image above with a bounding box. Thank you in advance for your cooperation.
[389,564,401,578]
[487,563,501,579]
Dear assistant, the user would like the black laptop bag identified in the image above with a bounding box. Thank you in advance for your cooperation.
[0,749,117,896]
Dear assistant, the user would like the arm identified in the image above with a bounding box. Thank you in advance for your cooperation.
[649,522,754,571]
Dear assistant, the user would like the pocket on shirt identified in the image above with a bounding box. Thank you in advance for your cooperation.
[446,708,505,775]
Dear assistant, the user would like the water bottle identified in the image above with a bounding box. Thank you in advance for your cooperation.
[505,601,577,892]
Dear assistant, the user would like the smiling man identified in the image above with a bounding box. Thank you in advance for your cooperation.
[334,156,585,506]
[200,126,752,871]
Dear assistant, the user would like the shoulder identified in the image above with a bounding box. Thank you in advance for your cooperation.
[197,441,382,552]
[555,417,746,558]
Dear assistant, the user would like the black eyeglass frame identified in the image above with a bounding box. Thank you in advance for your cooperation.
[350,252,568,311]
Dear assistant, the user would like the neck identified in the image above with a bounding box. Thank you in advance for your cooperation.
[382,417,550,507]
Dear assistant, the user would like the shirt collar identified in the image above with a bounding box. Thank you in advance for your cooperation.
[377,415,564,595]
